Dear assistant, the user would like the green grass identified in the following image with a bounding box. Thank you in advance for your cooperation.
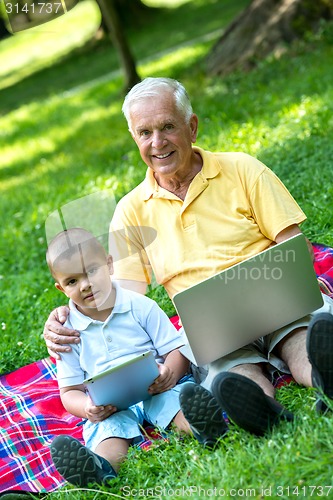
[1,0,333,496]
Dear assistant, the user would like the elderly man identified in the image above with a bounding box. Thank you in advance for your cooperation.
[44,77,333,445]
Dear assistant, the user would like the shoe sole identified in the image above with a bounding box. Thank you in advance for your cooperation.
[307,312,333,411]
[212,373,293,436]
[179,383,227,447]
[50,435,115,487]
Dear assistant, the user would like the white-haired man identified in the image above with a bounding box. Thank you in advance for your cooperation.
[44,77,333,443]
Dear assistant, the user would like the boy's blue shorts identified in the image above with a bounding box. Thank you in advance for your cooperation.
[83,375,195,451]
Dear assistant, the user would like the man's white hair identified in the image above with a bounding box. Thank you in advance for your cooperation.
[122,77,193,134]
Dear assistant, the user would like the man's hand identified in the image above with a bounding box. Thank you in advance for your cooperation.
[43,306,80,360]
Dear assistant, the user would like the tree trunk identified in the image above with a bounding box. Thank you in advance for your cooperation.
[113,0,151,27]
[207,0,333,76]
[0,15,10,40]
[96,0,141,91]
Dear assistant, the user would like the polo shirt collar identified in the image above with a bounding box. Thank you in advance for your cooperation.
[68,282,132,330]
[142,146,221,201]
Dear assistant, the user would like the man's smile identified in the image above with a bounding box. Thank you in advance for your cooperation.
[153,152,174,160]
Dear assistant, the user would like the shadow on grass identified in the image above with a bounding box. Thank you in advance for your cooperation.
[0,38,120,114]
[0,0,251,114]
[2,35,333,193]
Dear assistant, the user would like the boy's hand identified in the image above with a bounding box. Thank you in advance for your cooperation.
[148,363,177,395]
[84,397,117,423]
[43,306,80,360]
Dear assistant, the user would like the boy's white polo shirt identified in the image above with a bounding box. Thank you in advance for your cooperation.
[56,282,183,389]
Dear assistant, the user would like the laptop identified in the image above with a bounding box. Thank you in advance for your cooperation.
[83,351,159,410]
[173,234,323,366]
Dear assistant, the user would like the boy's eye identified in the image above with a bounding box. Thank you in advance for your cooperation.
[67,279,77,286]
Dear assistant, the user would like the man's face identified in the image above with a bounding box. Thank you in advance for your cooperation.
[129,92,198,180]
[54,248,113,315]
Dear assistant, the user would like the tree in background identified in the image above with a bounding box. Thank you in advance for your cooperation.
[1,0,149,89]
[207,0,333,76]
[96,0,141,91]
[112,0,151,26]
[0,3,10,39]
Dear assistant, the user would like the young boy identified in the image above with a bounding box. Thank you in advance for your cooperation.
[46,227,194,488]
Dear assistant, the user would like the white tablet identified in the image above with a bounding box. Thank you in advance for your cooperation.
[83,351,159,410]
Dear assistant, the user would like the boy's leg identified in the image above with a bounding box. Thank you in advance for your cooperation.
[51,408,142,487]
[95,437,131,473]
[50,435,117,487]
[144,378,228,448]
[171,409,191,433]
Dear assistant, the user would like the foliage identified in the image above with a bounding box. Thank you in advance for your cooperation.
[291,0,333,36]
[32,387,333,499]
[0,0,333,495]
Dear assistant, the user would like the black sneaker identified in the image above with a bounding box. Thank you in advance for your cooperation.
[50,435,117,487]
[212,372,294,436]
[307,312,333,412]
[179,383,228,448]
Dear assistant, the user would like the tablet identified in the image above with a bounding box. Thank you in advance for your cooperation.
[83,351,159,410]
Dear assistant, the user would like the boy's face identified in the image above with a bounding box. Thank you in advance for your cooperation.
[54,247,114,316]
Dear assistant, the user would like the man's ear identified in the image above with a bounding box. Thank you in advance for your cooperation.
[107,255,114,275]
[190,113,199,143]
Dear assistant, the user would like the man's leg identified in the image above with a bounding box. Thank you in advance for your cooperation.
[306,312,333,411]
[276,314,333,411]
[274,327,311,385]
[229,362,275,397]
[180,347,289,441]
[179,383,228,448]
[212,363,294,436]
[217,312,333,432]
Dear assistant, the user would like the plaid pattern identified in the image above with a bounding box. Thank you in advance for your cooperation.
[1,243,333,493]
[313,243,333,298]
[0,357,82,493]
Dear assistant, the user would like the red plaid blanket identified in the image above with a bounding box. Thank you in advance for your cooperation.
[1,243,332,493]
[313,243,333,298]
[0,357,81,492]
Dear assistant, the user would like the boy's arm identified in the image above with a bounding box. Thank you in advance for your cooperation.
[60,384,117,422]
[148,349,190,395]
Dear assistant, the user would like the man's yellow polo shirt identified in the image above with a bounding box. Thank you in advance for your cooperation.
[110,147,306,299]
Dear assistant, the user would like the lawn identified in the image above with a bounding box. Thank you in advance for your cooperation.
[1,0,333,497]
